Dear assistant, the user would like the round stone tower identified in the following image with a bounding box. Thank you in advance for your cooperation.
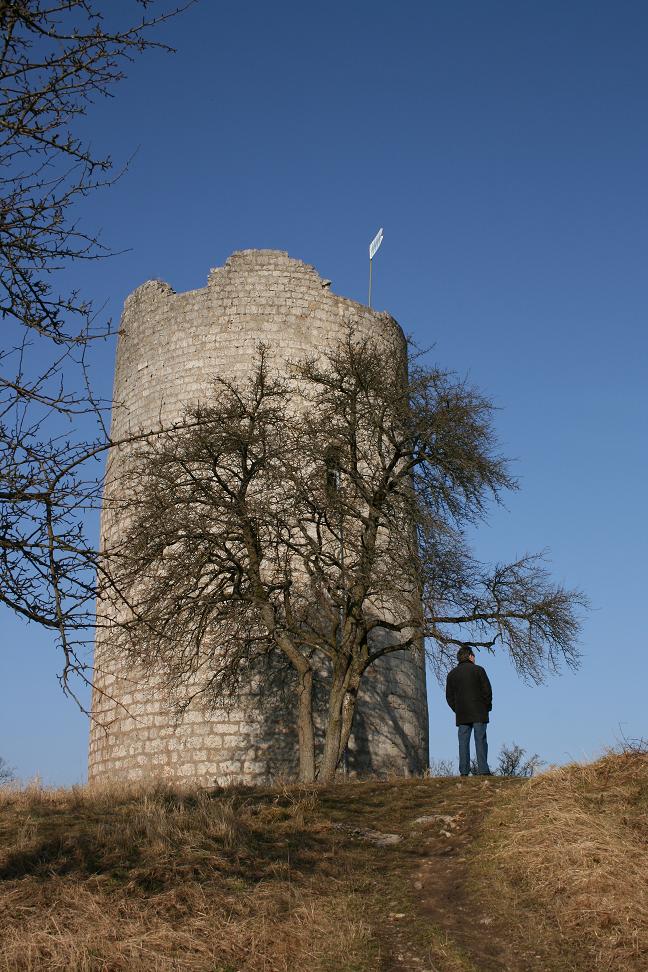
[89,250,429,784]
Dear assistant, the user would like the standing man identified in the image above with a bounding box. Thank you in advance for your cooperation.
[445,647,493,776]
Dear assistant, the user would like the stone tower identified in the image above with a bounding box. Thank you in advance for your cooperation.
[89,250,429,784]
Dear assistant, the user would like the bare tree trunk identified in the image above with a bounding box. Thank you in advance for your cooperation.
[318,693,343,783]
[318,665,350,783]
[296,667,316,783]
[337,672,362,765]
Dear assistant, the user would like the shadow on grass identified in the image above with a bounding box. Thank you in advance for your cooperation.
[0,788,338,888]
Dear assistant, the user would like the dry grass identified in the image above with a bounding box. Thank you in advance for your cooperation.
[486,750,648,970]
[3,761,645,971]
[0,782,376,971]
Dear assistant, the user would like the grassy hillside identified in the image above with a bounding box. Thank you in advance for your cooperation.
[0,752,645,971]
[482,749,648,971]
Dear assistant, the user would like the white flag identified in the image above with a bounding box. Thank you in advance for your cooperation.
[369,227,384,260]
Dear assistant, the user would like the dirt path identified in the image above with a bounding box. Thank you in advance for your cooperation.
[325,777,574,972]
[377,778,515,972]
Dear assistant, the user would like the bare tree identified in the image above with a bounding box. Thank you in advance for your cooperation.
[0,1,192,689]
[101,334,586,784]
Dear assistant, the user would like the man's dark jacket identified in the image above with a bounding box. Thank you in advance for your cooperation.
[445,660,493,726]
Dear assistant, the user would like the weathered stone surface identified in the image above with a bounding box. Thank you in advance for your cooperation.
[331,823,403,846]
[89,250,429,786]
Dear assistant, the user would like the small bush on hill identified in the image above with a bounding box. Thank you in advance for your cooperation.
[496,743,544,778]
[0,757,14,785]
[467,741,544,778]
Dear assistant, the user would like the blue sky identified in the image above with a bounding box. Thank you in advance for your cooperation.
[2,0,647,783]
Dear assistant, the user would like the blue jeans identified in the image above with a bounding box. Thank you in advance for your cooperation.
[458,723,490,775]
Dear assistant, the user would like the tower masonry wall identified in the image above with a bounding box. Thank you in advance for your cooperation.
[89,249,429,785]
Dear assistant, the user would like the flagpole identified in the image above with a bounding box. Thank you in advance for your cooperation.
[367,227,383,309]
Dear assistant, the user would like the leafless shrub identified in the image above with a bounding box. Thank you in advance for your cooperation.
[496,743,545,778]
[0,756,15,785]
[428,759,455,777]
[613,734,648,756]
